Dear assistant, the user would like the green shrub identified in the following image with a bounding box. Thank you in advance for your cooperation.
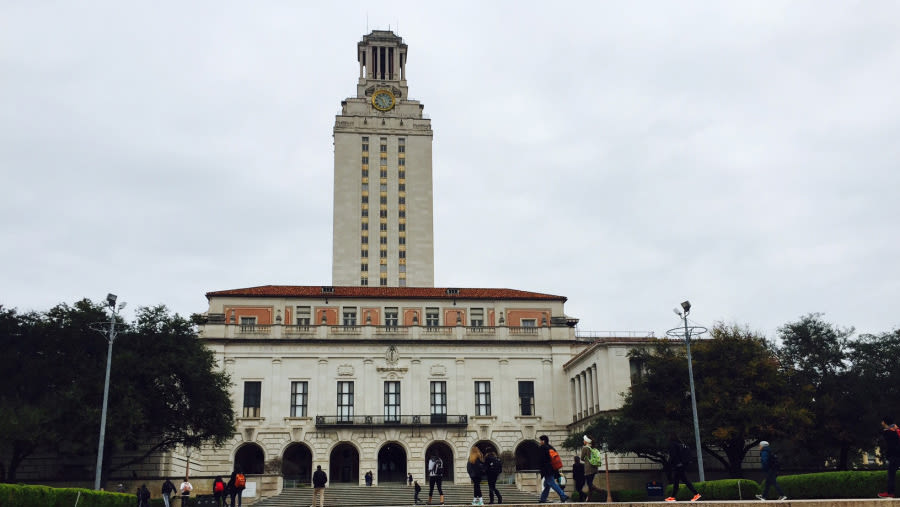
[0,483,134,507]
[775,470,885,499]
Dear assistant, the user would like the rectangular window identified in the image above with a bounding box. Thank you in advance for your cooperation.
[521,319,537,327]
[518,381,535,416]
[380,168,387,178]
[430,381,447,417]
[362,168,368,178]
[398,196,406,205]
[243,381,261,418]
[380,195,387,205]
[470,308,484,327]
[630,358,644,385]
[343,308,357,326]
[399,183,405,191]
[379,276,387,286]
[399,158,405,166]
[399,223,406,232]
[380,250,388,258]
[361,222,368,231]
[385,307,399,327]
[290,381,308,417]
[475,381,492,416]
[399,250,406,258]
[240,316,257,326]
[361,277,368,285]
[398,210,406,218]
[361,195,368,204]
[380,222,388,231]
[361,263,368,272]
[296,306,311,326]
[361,248,368,257]
[380,209,388,218]
[380,236,388,244]
[426,308,439,327]
[399,237,406,245]
[361,208,369,217]
[337,381,354,422]
[361,156,369,164]
[384,381,400,422]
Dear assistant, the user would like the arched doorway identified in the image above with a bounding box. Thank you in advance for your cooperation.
[282,443,313,486]
[329,442,359,483]
[424,441,454,481]
[378,442,407,482]
[234,443,265,475]
[515,440,542,471]
[474,440,499,456]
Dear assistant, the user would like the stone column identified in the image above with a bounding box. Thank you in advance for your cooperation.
[317,359,329,417]
[591,364,599,412]
[586,367,594,415]
[541,359,553,420]
[569,378,577,422]
[410,359,421,415]
[498,358,509,422]
[270,358,282,419]
[574,373,583,419]
[455,359,466,417]
[364,359,376,416]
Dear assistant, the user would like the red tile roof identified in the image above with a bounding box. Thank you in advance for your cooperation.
[206,285,567,302]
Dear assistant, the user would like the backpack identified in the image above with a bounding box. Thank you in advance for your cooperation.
[679,443,696,465]
[235,473,246,488]
[588,447,602,467]
[486,455,502,475]
[214,481,224,493]
[432,458,444,477]
[768,451,780,470]
[548,448,563,471]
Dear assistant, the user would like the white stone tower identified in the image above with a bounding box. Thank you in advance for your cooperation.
[332,30,434,287]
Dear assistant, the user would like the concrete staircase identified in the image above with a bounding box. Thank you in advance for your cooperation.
[251,481,542,506]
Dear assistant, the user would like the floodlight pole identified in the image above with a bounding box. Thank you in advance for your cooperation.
[681,308,706,483]
[94,295,121,491]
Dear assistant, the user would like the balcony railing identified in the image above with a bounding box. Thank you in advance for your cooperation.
[314,414,468,428]
[201,323,567,341]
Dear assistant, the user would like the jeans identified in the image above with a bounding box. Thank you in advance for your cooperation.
[761,468,784,498]
[887,456,898,494]
[487,475,502,503]
[540,475,567,502]
[162,493,171,507]
[229,490,242,507]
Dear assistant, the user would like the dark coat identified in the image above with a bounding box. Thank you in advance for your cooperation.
[883,426,900,458]
[467,458,485,481]
[161,480,176,495]
[485,454,502,479]
[539,443,556,478]
[313,469,328,488]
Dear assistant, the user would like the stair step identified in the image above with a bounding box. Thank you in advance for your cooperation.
[251,482,542,507]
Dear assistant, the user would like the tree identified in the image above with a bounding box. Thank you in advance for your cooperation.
[846,329,900,453]
[776,313,862,469]
[0,300,235,483]
[571,324,809,477]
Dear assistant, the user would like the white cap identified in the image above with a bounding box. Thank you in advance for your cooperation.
[583,435,592,444]
[759,441,769,447]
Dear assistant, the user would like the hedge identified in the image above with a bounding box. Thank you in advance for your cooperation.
[662,470,890,501]
[0,483,135,507]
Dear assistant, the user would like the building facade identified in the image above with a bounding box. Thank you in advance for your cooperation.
[332,30,435,287]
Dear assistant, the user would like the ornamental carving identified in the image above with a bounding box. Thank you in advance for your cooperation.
[337,364,355,377]
[430,364,447,377]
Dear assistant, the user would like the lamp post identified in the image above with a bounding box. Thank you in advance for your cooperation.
[92,293,126,490]
[667,300,707,483]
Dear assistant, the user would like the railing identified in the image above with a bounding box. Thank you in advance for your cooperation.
[314,414,468,427]
[575,330,656,339]
[239,324,272,334]
[203,323,565,341]
[508,326,539,335]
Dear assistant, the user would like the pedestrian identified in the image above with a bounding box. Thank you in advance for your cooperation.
[365,470,373,486]
[414,480,423,504]
[427,454,445,505]
[116,483,126,493]
[879,416,900,498]
[467,446,486,505]
[485,450,503,504]
[229,468,246,507]
[580,435,601,500]
[137,484,151,507]
[224,475,235,507]
[312,464,328,507]
[665,434,701,502]
[754,441,786,501]
[572,456,585,501]
[537,435,569,503]
[161,478,176,507]
[213,475,227,507]
[179,477,193,501]
[409,472,414,486]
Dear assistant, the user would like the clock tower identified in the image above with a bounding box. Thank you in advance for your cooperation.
[332,31,434,287]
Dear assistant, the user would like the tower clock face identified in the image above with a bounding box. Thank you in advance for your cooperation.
[372,90,396,111]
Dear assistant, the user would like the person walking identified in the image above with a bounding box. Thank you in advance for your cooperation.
[485,450,503,504]
[179,477,193,501]
[414,480,423,505]
[755,441,786,501]
[212,475,227,507]
[365,470,373,486]
[427,454,445,505]
[229,469,246,507]
[467,446,486,505]
[409,472,414,486]
[665,434,701,502]
[879,416,900,498]
[312,464,328,507]
[580,435,601,501]
[572,456,585,502]
[538,435,569,504]
[137,484,151,507]
[161,478,176,507]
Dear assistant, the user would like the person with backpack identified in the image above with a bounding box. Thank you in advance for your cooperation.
[467,446,486,505]
[580,435,602,501]
[212,475,226,507]
[665,434,701,502]
[179,477,193,500]
[755,441,786,501]
[427,454,445,505]
[484,450,503,504]
[878,416,900,498]
[137,484,151,507]
[538,435,569,503]
[312,464,328,507]
[229,468,246,507]
[161,478,176,507]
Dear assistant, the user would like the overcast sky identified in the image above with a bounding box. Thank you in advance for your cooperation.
[2,1,898,340]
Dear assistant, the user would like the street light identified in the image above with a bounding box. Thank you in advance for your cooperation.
[91,293,126,490]
[667,300,707,483]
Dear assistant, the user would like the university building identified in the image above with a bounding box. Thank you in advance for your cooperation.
[177,30,654,497]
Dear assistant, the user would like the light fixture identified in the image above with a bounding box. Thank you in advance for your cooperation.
[681,300,691,314]
[106,293,117,308]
